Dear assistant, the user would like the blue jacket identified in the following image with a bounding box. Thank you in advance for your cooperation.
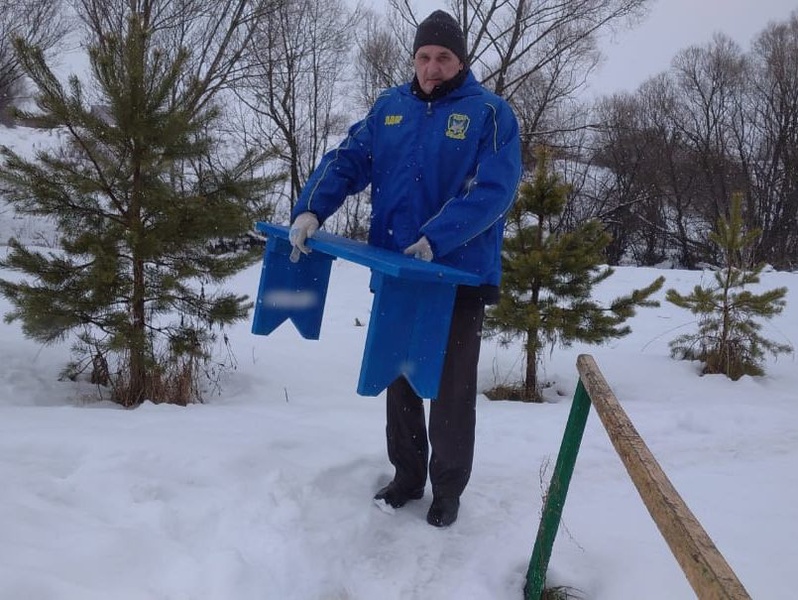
[292,71,522,286]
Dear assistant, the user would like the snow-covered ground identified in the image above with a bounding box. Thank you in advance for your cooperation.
[3,3,798,593]
[0,243,796,598]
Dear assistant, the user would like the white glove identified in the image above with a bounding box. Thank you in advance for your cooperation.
[403,236,433,262]
[288,212,319,262]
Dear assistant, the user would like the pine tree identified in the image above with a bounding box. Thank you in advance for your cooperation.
[486,150,664,401]
[0,16,277,406]
[666,194,792,379]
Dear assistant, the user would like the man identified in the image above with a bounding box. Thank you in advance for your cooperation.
[289,10,521,527]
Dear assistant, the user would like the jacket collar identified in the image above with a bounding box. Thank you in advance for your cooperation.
[410,68,473,102]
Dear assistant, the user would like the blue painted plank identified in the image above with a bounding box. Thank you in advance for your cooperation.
[255,222,481,286]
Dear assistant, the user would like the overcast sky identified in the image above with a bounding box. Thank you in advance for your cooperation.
[592,0,797,95]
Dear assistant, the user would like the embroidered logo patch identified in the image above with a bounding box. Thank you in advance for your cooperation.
[445,113,470,140]
[384,115,403,125]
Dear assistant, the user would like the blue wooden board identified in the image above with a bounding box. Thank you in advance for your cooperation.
[251,222,480,398]
[255,223,481,285]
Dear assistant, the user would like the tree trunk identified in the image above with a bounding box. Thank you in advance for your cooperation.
[127,140,147,407]
[128,254,148,407]
[524,333,542,402]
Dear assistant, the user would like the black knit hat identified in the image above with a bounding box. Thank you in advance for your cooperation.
[413,10,467,64]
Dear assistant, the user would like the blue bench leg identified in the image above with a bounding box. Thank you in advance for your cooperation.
[251,236,335,339]
[357,271,457,398]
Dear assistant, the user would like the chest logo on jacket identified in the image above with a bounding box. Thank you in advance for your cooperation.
[384,115,403,125]
[445,113,470,140]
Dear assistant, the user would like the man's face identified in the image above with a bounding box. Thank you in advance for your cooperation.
[413,45,463,94]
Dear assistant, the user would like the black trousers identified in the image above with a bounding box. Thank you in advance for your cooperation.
[385,290,485,499]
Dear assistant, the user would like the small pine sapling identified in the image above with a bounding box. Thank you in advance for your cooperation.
[486,149,664,401]
[666,194,792,379]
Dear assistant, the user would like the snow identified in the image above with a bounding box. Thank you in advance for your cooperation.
[1,222,797,598]
[2,14,798,585]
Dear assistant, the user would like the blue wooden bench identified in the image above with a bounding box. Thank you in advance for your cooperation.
[251,222,481,398]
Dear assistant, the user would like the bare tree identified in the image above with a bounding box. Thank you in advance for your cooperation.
[746,11,798,267]
[71,0,279,118]
[587,92,657,263]
[0,0,69,120]
[581,11,798,269]
[636,74,709,267]
[670,34,749,228]
[240,0,356,217]
[592,74,716,266]
[589,35,753,268]
[353,7,414,111]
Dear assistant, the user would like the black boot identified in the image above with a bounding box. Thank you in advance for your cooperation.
[373,481,424,509]
[426,496,460,527]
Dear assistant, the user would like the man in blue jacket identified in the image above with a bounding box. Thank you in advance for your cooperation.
[290,10,521,527]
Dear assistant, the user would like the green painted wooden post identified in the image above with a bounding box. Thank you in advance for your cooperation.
[525,380,592,600]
